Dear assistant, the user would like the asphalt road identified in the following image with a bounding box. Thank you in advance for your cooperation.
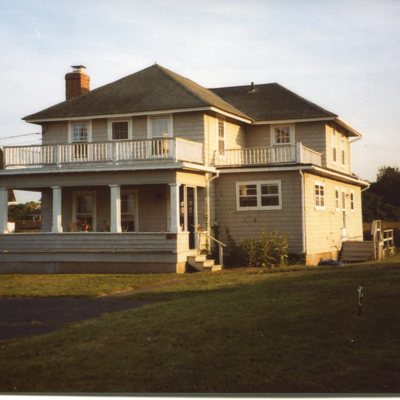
[0,297,148,340]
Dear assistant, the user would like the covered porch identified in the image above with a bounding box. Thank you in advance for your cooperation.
[0,168,211,273]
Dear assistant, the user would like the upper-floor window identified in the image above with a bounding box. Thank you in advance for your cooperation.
[108,120,132,141]
[236,181,282,211]
[341,139,346,166]
[149,115,172,138]
[314,183,325,209]
[218,118,225,154]
[272,125,294,145]
[71,122,88,142]
[332,130,337,163]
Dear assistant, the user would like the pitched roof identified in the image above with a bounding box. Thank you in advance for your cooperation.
[24,64,250,121]
[209,83,337,121]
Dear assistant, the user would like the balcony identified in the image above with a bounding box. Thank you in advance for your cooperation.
[214,142,322,167]
[2,137,204,170]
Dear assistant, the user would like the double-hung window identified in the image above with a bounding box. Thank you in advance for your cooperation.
[237,181,282,210]
[335,188,340,211]
[70,121,91,160]
[332,130,337,163]
[350,191,355,211]
[272,125,294,145]
[314,183,325,209]
[341,139,346,166]
[148,115,172,157]
[218,119,225,155]
[110,121,130,140]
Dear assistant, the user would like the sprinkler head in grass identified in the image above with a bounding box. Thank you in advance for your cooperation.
[357,282,364,316]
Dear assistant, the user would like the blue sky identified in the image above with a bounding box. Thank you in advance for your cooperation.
[0,0,399,201]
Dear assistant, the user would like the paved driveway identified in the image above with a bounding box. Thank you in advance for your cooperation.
[0,297,148,340]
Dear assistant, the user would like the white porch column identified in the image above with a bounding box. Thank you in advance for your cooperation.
[110,184,122,233]
[0,188,8,234]
[193,186,199,248]
[169,183,181,233]
[51,186,63,233]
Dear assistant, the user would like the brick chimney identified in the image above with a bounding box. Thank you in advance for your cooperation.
[65,65,90,100]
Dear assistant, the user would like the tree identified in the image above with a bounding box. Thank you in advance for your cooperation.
[362,166,400,222]
[8,201,41,222]
[370,166,400,207]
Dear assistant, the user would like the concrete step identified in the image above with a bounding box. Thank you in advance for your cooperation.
[187,255,221,272]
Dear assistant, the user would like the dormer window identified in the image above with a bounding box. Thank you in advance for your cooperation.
[272,125,294,145]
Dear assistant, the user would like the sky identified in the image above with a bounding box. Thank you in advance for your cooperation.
[0,0,399,202]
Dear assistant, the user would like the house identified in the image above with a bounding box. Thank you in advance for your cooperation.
[0,64,368,273]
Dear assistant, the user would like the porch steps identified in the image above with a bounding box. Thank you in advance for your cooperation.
[340,241,374,262]
[187,254,222,272]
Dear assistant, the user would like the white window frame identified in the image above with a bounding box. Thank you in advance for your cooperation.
[120,189,139,232]
[335,187,340,211]
[68,120,92,143]
[147,115,173,138]
[341,139,346,166]
[271,124,295,146]
[236,180,282,211]
[350,191,355,212]
[107,119,132,141]
[72,190,97,231]
[332,130,337,164]
[217,118,225,155]
[314,182,325,210]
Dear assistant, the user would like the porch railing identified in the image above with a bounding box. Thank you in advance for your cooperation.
[3,137,204,169]
[214,142,322,167]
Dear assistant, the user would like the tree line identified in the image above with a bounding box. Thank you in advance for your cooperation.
[362,166,400,222]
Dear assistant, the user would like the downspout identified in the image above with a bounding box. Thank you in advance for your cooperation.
[206,171,220,249]
[299,170,306,255]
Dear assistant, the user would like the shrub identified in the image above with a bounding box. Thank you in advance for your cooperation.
[226,230,288,268]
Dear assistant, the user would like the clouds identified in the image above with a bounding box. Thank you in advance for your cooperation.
[0,0,399,180]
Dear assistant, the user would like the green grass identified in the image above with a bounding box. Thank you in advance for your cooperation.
[0,273,182,297]
[1,258,400,393]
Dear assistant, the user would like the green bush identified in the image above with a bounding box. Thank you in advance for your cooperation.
[226,230,288,268]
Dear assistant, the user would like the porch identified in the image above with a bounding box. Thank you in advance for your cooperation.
[0,169,210,273]
[2,137,204,170]
[214,142,322,167]
[0,232,191,273]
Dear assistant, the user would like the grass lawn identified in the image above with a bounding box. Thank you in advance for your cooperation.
[0,257,400,393]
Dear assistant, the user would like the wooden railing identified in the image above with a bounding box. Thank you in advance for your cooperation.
[3,137,204,169]
[214,142,322,167]
[198,231,227,265]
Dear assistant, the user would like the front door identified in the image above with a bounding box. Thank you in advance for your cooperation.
[179,185,197,249]
[73,191,96,231]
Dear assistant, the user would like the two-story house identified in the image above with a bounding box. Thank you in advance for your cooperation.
[0,64,368,273]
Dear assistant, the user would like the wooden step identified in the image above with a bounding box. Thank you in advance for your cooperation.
[341,240,374,262]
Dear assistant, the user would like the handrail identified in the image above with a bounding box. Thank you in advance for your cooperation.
[198,231,226,266]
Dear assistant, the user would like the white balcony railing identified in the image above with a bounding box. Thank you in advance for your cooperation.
[3,137,204,169]
[214,142,322,167]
